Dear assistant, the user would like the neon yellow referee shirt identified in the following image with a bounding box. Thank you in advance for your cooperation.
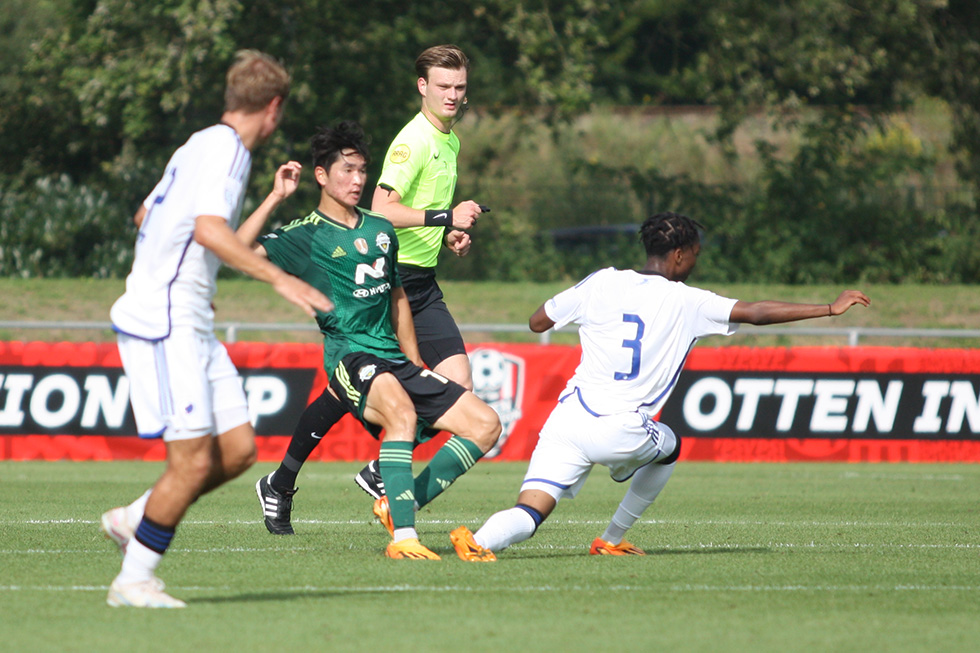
[377,112,460,268]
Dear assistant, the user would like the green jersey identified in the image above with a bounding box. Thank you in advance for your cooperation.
[377,112,459,268]
[259,208,404,377]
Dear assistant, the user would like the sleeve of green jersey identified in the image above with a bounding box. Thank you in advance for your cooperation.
[258,226,312,278]
[377,127,428,200]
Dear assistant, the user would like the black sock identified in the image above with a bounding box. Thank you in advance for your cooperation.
[271,388,346,492]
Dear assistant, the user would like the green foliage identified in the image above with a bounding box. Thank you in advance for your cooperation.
[1,0,979,283]
[0,176,134,278]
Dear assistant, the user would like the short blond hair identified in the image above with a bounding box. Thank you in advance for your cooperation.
[224,50,291,113]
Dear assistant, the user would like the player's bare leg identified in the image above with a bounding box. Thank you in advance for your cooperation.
[433,352,473,391]
[108,435,216,607]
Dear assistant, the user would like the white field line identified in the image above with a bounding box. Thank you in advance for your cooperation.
[7,517,970,528]
[1,583,977,594]
[2,541,978,555]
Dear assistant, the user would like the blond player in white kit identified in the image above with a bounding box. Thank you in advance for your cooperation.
[449,212,870,562]
[100,50,331,607]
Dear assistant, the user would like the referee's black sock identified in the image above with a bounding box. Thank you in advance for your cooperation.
[271,389,346,493]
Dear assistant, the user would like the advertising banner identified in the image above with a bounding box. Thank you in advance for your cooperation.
[1,341,978,462]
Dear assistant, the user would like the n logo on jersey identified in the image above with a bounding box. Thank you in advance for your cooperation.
[376,232,391,254]
[354,238,369,255]
[354,257,387,284]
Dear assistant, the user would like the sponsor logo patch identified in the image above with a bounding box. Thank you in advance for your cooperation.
[358,365,378,382]
[376,232,391,253]
[354,238,369,255]
[389,144,411,164]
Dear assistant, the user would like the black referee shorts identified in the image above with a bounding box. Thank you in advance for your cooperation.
[398,264,467,368]
[329,351,466,442]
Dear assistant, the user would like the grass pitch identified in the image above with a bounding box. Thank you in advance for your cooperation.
[1,460,978,652]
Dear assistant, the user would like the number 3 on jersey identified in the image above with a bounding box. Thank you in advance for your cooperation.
[615,313,645,381]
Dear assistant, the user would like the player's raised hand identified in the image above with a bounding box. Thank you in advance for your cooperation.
[273,274,333,318]
[830,290,871,315]
[451,200,487,229]
[272,161,303,201]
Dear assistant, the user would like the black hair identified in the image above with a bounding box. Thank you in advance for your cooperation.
[639,212,704,257]
[309,120,371,175]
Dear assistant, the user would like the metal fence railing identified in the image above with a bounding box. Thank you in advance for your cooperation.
[3,320,980,346]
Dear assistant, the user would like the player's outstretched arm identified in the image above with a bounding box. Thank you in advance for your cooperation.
[195,214,332,317]
[729,290,870,325]
[237,161,302,248]
[529,303,556,333]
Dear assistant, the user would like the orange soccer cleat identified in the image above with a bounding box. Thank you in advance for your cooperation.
[589,537,646,556]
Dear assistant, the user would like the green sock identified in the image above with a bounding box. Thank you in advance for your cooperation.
[414,436,484,508]
[378,441,415,529]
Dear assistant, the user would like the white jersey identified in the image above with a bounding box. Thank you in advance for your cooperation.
[545,267,738,416]
[111,124,251,340]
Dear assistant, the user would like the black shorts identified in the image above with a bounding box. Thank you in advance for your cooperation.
[329,351,467,442]
[398,264,467,368]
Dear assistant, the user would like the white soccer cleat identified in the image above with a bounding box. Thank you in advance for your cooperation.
[107,578,186,608]
[100,507,134,555]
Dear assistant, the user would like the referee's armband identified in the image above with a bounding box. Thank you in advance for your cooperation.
[424,209,452,227]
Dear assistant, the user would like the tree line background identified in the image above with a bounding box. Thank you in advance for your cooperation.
[1,0,978,283]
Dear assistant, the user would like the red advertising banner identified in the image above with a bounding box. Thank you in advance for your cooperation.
[1,341,979,462]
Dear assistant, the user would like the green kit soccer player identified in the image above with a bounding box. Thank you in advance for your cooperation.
[244,122,499,558]
[255,45,488,535]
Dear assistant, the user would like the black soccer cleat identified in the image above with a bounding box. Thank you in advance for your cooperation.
[353,459,385,500]
[255,472,297,535]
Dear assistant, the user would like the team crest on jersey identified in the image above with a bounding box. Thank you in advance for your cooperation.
[375,232,391,253]
[389,144,411,164]
[469,348,525,459]
[354,238,369,255]
[358,364,377,382]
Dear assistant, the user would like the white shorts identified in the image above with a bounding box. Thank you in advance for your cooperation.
[521,391,677,501]
[117,329,249,441]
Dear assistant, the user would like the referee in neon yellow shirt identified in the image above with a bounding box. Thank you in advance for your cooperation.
[371,44,485,393]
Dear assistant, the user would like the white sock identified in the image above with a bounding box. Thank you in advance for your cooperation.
[601,462,675,544]
[125,490,151,530]
[392,527,419,543]
[114,538,163,585]
[474,507,538,552]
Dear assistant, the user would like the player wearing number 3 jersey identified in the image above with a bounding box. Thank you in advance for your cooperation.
[449,212,871,562]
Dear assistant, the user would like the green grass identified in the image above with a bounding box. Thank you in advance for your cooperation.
[1,461,978,652]
[2,278,980,347]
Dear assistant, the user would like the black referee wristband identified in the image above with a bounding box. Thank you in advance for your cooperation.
[424,209,452,227]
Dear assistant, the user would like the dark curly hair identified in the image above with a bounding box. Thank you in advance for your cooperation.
[309,120,371,177]
[639,212,704,257]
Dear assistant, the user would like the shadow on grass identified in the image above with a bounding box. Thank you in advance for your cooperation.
[648,546,772,555]
[192,589,387,604]
[508,545,772,560]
